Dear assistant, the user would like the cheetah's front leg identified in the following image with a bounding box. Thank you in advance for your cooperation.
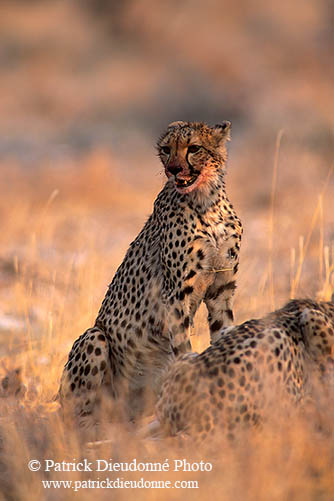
[166,295,193,357]
[204,269,237,344]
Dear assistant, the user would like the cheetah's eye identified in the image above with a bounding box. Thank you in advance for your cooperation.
[188,145,201,154]
[161,146,171,155]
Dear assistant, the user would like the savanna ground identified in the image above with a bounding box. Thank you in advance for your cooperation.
[0,1,333,499]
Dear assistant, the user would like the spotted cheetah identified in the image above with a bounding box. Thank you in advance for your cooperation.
[155,299,334,442]
[59,121,242,425]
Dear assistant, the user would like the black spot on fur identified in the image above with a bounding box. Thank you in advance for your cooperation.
[197,249,205,260]
[211,320,223,332]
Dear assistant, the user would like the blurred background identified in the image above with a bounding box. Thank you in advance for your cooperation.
[0,0,333,340]
[0,0,332,163]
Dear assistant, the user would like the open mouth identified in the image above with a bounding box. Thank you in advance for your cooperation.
[174,175,199,189]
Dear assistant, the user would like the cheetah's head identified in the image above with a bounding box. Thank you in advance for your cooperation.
[157,121,231,195]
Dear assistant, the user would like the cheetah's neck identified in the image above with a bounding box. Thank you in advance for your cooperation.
[187,171,228,214]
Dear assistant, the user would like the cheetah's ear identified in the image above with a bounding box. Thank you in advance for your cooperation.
[212,121,231,142]
[167,121,187,129]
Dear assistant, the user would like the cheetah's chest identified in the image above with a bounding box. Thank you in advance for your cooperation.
[195,216,234,273]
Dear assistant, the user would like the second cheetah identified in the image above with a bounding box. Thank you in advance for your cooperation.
[155,299,334,442]
[59,120,242,425]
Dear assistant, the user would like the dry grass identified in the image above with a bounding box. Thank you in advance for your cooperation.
[0,148,333,500]
[0,0,333,498]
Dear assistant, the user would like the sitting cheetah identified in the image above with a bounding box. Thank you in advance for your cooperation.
[155,299,334,442]
[59,120,242,425]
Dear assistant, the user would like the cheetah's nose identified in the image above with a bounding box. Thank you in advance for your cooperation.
[167,164,182,176]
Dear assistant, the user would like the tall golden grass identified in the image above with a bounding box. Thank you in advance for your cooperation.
[0,144,333,500]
